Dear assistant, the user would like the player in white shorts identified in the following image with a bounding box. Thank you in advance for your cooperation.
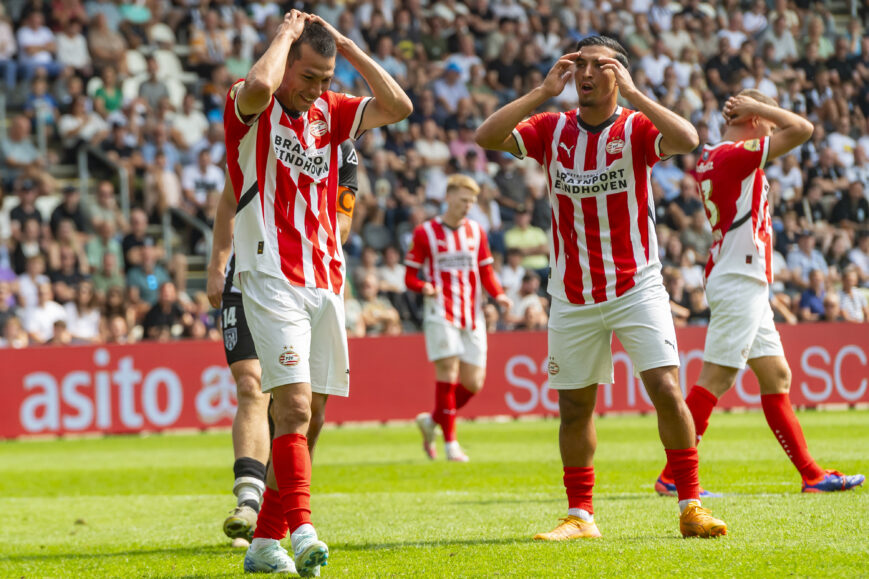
[654,89,864,495]
[207,141,360,549]
[223,12,411,576]
[477,35,726,539]
[405,175,512,462]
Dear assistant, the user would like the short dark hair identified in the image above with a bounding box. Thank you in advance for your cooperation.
[288,21,337,64]
[575,36,630,69]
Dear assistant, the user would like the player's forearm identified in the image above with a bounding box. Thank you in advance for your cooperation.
[208,185,236,275]
[755,102,813,157]
[341,41,412,123]
[337,212,352,244]
[479,263,505,298]
[628,91,699,155]
[475,86,551,151]
[243,28,298,105]
[404,266,426,292]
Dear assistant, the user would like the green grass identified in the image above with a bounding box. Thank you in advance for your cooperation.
[1,410,867,578]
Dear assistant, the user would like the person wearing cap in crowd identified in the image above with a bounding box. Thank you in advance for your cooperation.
[433,61,470,114]
[9,179,42,241]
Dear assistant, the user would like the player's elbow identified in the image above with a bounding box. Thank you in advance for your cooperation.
[797,119,814,143]
[474,126,500,150]
[395,94,414,120]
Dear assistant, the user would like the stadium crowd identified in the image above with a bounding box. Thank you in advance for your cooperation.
[0,0,868,348]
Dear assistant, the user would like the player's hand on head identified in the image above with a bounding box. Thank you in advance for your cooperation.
[542,51,580,97]
[281,9,309,39]
[599,57,637,97]
[723,95,756,125]
[309,14,347,46]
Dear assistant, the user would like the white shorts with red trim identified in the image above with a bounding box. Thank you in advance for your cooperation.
[423,319,487,367]
[239,270,349,396]
[547,281,680,389]
[703,274,784,369]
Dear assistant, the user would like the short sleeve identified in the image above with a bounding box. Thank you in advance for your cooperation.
[629,112,664,167]
[404,226,429,268]
[477,227,494,266]
[722,137,771,175]
[512,113,554,165]
[223,79,260,140]
[338,141,359,193]
[325,91,373,143]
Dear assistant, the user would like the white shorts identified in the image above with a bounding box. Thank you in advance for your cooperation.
[239,271,350,396]
[423,320,487,367]
[703,274,784,369]
[547,282,680,389]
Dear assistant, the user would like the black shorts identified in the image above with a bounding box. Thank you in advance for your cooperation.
[222,292,258,366]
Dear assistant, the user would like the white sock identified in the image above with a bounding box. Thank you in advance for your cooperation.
[679,499,701,513]
[290,523,317,551]
[567,508,594,522]
[234,476,266,507]
[250,538,278,551]
[445,441,461,454]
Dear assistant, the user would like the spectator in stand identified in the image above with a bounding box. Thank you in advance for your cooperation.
[9,181,43,240]
[504,273,547,330]
[126,243,170,305]
[504,208,548,279]
[17,10,63,79]
[85,219,124,273]
[787,231,829,291]
[849,233,869,284]
[50,185,88,237]
[142,281,189,341]
[2,118,43,187]
[64,279,100,342]
[17,254,49,309]
[56,19,91,76]
[173,93,211,156]
[49,244,87,304]
[181,149,224,212]
[831,181,869,232]
[358,272,402,336]
[799,269,829,322]
[189,9,231,75]
[12,218,47,277]
[498,247,526,305]
[839,266,868,323]
[0,316,29,348]
[22,282,66,342]
[88,180,127,233]
[0,5,17,89]
[137,55,170,113]
[23,75,60,133]
[86,12,125,70]
[58,95,110,156]
[92,250,124,294]
[122,208,160,268]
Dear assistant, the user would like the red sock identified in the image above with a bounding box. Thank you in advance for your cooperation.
[761,393,824,481]
[432,381,457,442]
[252,487,289,540]
[666,448,700,501]
[272,433,312,534]
[454,384,475,410]
[661,386,718,480]
[563,466,594,514]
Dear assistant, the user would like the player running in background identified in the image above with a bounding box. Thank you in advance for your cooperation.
[405,175,512,462]
[223,11,411,575]
[654,90,864,496]
[476,36,726,540]
[207,140,360,550]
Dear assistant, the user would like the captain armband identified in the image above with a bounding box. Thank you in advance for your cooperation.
[336,186,356,218]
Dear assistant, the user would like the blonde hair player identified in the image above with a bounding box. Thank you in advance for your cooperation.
[406,174,512,462]
[654,89,864,495]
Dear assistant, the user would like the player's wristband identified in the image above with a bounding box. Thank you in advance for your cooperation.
[336,185,356,218]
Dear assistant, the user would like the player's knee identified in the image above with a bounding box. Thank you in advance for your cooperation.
[271,396,311,432]
[770,364,792,393]
[235,374,266,408]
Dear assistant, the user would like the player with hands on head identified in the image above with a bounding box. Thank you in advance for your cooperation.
[206,138,360,552]
[476,36,726,540]
[223,9,411,576]
[406,175,512,463]
[654,89,864,497]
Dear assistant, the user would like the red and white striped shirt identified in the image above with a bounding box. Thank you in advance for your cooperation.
[224,80,370,295]
[512,107,664,305]
[695,137,772,284]
[405,217,494,330]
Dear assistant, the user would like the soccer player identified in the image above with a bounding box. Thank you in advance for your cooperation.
[207,140,360,549]
[222,12,411,575]
[654,90,864,495]
[475,36,726,539]
[405,175,512,462]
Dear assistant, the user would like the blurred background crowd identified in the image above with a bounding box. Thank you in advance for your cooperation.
[0,0,867,348]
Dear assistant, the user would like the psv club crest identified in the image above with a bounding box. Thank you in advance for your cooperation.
[224,327,238,351]
[309,120,328,138]
[279,347,300,367]
[606,139,625,154]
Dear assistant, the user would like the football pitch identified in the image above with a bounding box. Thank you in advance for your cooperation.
[2,410,867,578]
